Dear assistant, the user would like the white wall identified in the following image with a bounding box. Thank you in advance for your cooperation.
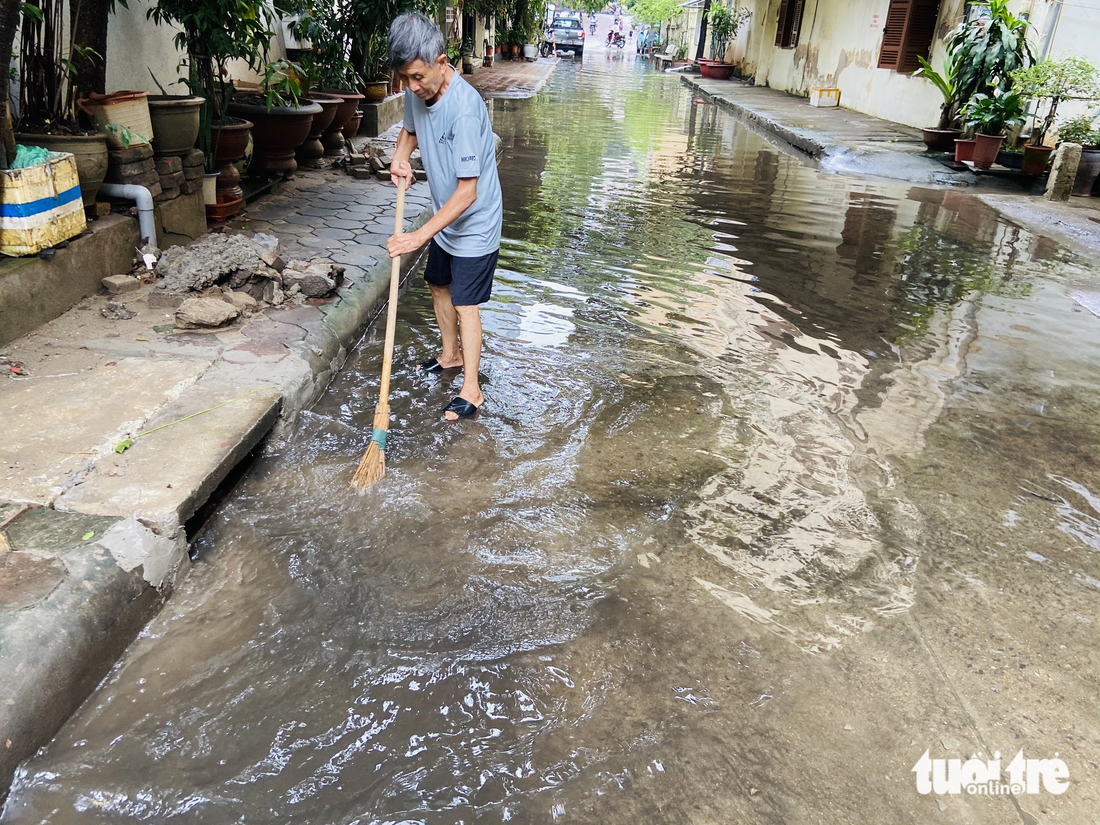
[106,0,284,95]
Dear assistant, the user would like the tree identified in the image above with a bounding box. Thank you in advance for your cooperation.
[0,0,19,168]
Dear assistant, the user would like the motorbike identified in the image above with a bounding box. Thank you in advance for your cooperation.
[589,19,596,34]
[612,32,626,49]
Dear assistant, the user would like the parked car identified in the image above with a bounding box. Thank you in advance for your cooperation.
[550,15,585,56]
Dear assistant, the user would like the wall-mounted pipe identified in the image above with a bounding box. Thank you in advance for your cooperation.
[99,183,157,247]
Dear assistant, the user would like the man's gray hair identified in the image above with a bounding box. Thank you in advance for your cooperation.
[388,13,446,71]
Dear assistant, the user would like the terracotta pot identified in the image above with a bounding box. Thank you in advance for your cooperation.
[205,192,243,222]
[1020,144,1053,175]
[227,97,323,177]
[921,127,962,153]
[362,81,388,105]
[210,118,252,198]
[972,133,1004,170]
[1073,147,1100,195]
[511,44,520,55]
[342,111,363,140]
[296,93,342,161]
[319,90,364,156]
[147,95,205,156]
[954,138,976,163]
[14,131,108,207]
[700,61,735,80]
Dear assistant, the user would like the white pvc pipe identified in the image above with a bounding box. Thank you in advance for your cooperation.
[99,183,157,247]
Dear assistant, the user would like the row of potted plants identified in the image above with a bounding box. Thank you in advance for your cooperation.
[696,4,752,80]
[916,0,1100,185]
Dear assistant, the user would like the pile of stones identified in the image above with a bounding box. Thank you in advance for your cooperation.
[144,233,345,329]
[346,148,427,182]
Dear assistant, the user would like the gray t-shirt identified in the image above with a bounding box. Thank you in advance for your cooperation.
[403,70,503,257]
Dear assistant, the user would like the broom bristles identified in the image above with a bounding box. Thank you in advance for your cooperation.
[351,440,385,491]
[351,404,391,492]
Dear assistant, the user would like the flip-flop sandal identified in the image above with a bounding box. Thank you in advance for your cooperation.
[443,396,479,420]
[417,358,463,374]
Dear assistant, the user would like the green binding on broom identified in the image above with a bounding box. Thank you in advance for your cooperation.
[351,177,407,491]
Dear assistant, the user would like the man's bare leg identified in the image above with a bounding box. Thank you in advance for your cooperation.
[446,304,484,420]
[427,284,463,369]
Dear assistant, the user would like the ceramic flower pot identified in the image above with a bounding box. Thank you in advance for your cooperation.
[227,98,323,178]
[921,128,962,153]
[210,118,252,198]
[319,90,365,156]
[954,138,976,163]
[700,61,736,80]
[1020,144,1053,175]
[147,95,205,156]
[972,133,1005,170]
[296,94,342,161]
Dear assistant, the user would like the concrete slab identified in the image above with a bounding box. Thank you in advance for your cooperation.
[55,382,282,526]
[0,357,211,506]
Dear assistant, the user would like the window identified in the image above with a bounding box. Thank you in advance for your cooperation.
[775,0,806,50]
[878,0,943,73]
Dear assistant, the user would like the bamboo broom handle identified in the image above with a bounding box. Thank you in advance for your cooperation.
[377,180,407,403]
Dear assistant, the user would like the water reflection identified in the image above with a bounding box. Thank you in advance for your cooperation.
[6,53,1100,825]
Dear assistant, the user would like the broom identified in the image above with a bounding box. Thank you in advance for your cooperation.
[351,176,407,491]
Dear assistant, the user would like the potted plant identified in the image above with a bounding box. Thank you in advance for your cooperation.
[1011,56,1100,175]
[947,0,1035,110]
[1056,114,1100,194]
[961,90,1026,169]
[701,5,750,80]
[147,0,273,200]
[228,59,323,177]
[915,54,963,152]
[14,0,109,208]
[462,37,476,73]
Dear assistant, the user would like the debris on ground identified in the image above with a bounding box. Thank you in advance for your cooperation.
[100,301,134,321]
[281,258,345,298]
[175,296,240,329]
[349,147,425,182]
[155,233,268,293]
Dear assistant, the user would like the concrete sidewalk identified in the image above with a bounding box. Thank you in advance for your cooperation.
[0,166,433,798]
[466,56,559,99]
[682,73,1100,255]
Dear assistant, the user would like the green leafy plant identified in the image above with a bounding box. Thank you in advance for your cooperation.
[103,123,149,148]
[915,53,961,130]
[707,4,750,62]
[147,0,276,170]
[284,1,361,92]
[258,58,304,109]
[947,0,1034,112]
[1055,114,1100,147]
[962,89,1026,136]
[1011,55,1100,146]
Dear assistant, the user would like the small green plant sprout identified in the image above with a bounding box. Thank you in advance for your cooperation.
[104,124,150,148]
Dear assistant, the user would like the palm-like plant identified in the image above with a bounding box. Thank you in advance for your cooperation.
[915,53,961,130]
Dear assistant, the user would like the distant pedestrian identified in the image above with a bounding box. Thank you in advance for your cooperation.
[386,13,503,421]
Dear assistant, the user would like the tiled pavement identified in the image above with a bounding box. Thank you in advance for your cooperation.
[229,166,433,275]
[465,56,559,99]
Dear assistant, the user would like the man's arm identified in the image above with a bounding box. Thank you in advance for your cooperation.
[387,177,477,258]
[390,127,419,189]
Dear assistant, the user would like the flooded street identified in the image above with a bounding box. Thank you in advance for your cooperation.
[5,55,1100,824]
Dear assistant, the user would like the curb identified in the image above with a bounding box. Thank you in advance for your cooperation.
[0,202,434,802]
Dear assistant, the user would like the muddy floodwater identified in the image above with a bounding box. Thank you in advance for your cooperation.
[5,56,1100,825]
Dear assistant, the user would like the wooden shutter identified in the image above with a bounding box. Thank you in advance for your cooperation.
[775,0,791,47]
[878,0,941,72]
[787,0,806,48]
[898,0,941,73]
[878,0,912,69]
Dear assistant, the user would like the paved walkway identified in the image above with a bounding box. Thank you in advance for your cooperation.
[0,165,433,798]
[683,74,976,187]
[466,56,559,99]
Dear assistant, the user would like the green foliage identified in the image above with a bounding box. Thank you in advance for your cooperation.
[285,1,361,92]
[1055,114,1100,147]
[628,0,681,27]
[259,58,304,109]
[147,0,276,168]
[961,89,1025,136]
[915,53,961,129]
[707,4,750,62]
[104,123,150,148]
[946,0,1035,111]
[1011,55,1100,145]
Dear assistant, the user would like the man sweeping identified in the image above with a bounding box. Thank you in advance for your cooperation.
[386,12,503,421]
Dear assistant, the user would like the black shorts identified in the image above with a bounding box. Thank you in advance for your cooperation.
[423,240,498,306]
